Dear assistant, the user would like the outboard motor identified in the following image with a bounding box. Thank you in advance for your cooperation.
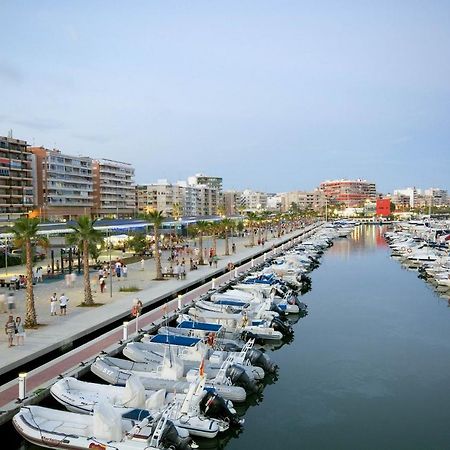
[159,420,193,450]
[199,390,243,427]
[270,302,287,319]
[225,364,258,393]
[245,348,278,374]
[270,317,294,336]
[240,331,265,345]
[222,342,243,353]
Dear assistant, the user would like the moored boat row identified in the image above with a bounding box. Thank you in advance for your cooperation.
[12,222,354,450]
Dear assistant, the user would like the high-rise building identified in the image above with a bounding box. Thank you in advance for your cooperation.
[238,190,268,211]
[187,174,223,192]
[93,159,135,218]
[31,147,93,220]
[319,179,376,207]
[0,135,34,216]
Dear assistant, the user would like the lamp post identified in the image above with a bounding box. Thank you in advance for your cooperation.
[4,236,8,276]
[108,229,112,298]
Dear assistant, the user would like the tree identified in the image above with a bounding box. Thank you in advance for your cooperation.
[66,216,103,306]
[146,210,165,279]
[220,218,234,256]
[172,203,182,221]
[246,212,258,246]
[11,217,48,327]
[208,222,219,257]
[195,221,210,265]
[128,232,147,255]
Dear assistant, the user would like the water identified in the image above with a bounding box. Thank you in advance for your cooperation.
[8,225,450,449]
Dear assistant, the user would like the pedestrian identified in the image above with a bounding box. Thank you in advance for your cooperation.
[209,257,213,267]
[0,291,6,313]
[98,268,104,280]
[100,276,106,293]
[5,315,15,347]
[122,264,128,278]
[140,258,145,271]
[7,292,15,314]
[59,293,69,315]
[213,255,218,268]
[50,292,58,316]
[37,266,43,282]
[15,316,25,345]
[180,262,186,279]
[232,242,236,253]
[115,261,122,280]
[47,264,52,277]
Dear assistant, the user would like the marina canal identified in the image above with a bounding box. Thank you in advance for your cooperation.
[7,225,450,449]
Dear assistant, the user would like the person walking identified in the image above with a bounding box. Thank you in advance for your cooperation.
[15,316,25,345]
[140,258,145,271]
[99,276,106,293]
[232,242,236,253]
[59,293,69,315]
[50,292,58,316]
[122,264,128,278]
[5,315,15,347]
[7,292,15,315]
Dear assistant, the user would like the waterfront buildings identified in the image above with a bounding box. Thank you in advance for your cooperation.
[0,135,34,218]
[136,175,221,217]
[279,190,326,212]
[31,147,93,220]
[92,159,135,218]
[319,179,376,207]
[392,187,449,209]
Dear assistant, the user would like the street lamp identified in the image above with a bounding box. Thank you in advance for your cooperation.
[4,236,9,276]
[107,229,113,298]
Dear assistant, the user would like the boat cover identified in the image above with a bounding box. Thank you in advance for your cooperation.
[150,334,201,346]
[177,321,222,332]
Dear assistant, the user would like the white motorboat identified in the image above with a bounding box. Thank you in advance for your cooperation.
[50,375,241,438]
[91,355,247,402]
[13,403,193,450]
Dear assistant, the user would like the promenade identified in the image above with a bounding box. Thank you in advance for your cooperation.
[0,223,321,425]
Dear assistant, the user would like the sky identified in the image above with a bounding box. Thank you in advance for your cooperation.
[1,1,449,193]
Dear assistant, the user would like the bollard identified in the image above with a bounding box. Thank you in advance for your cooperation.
[18,372,27,401]
[135,314,139,335]
[281,243,284,250]
[263,253,266,261]
[123,322,129,341]
[178,294,182,310]
[251,259,254,268]
[211,278,216,289]
[234,267,238,278]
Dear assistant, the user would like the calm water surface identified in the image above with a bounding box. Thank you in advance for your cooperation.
[9,226,450,449]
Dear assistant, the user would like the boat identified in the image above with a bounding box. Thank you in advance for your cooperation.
[50,375,242,438]
[91,355,248,402]
[13,402,194,450]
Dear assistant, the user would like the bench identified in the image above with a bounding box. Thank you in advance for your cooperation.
[162,272,177,278]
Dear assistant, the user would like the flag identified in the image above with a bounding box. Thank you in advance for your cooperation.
[199,358,205,378]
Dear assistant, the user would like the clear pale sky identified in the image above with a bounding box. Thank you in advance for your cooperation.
[1,1,449,193]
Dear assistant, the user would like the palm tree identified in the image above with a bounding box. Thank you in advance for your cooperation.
[147,210,165,279]
[208,222,219,257]
[246,212,258,246]
[220,218,234,256]
[11,217,48,327]
[195,221,210,265]
[66,216,103,306]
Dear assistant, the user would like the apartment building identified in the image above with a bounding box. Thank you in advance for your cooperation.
[31,147,93,220]
[319,179,376,207]
[93,159,135,217]
[0,135,34,216]
[280,190,326,212]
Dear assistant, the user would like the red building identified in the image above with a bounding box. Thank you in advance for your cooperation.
[376,198,391,217]
[319,179,377,207]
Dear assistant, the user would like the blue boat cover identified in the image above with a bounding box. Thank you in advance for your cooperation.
[150,334,201,346]
[177,321,222,332]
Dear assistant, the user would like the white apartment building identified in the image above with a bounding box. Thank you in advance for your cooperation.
[280,190,326,212]
[93,159,135,217]
[31,147,93,219]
